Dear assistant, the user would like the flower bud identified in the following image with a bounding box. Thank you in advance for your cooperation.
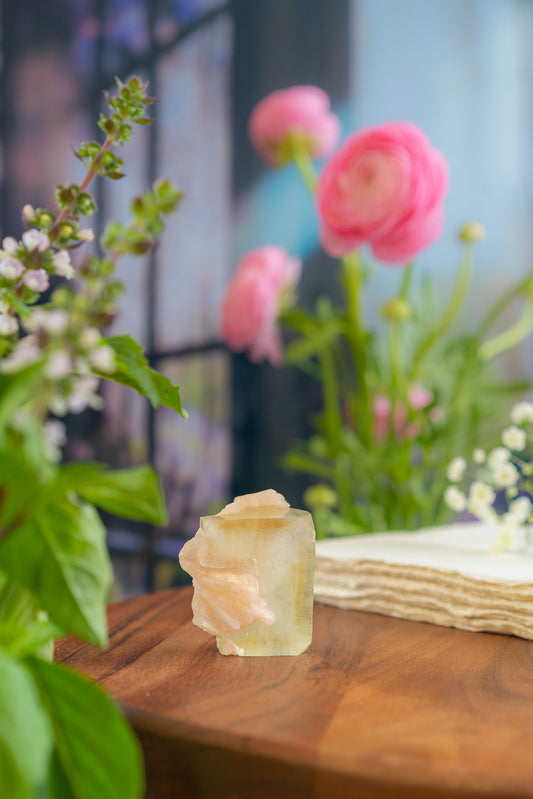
[59,224,74,240]
[0,314,18,336]
[78,228,95,242]
[304,483,338,509]
[52,250,75,279]
[2,237,18,255]
[458,221,486,244]
[39,213,53,227]
[22,204,36,222]
[381,297,412,323]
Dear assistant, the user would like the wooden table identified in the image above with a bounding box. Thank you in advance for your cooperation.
[57,587,533,799]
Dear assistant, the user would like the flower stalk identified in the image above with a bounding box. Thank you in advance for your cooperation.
[479,300,533,361]
[222,84,533,537]
[410,243,473,380]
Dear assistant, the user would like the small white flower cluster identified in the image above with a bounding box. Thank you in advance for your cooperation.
[0,226,85,337]
[1,318,116,416]
[444,401,533,552]
[0,219,117,418]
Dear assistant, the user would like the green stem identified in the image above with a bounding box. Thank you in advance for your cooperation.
[51,135,113,238]
[317,349,352,519]
[475,272,533,341]
[410,245,473,380]
[318,348,341,457]
[389,323,404,396]
[479,301,533,361]
[399,263,413,299]
[341,252,372,444]
[389,263,413,398]
[287,134,318,193]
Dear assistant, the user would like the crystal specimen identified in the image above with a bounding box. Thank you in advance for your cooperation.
[179,489,316,656]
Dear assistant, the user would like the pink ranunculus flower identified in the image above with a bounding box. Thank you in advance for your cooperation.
[221,247,301,365]
[248,86,340,166]
[317,121,448,264]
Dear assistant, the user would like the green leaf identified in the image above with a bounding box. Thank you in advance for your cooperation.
[0,497,111,646]
[282,451,333,480]
[45,749,76,799]
[29,658,144,799]
[4,294,30,318]
[284,319,341,365]
[105,335,158,404]
[105,335,187,417]
[149,368,187,417]
[0,362,44,435]
[280,306,316,333]
[58,462,168,525]
[327,512,366,538]
[0,650,52,799]
[0,443,54,530]
[0,620,61,658]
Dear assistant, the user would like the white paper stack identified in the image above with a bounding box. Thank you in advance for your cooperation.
[314,523,533,639]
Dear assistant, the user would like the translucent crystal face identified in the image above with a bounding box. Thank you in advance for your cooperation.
[179,496,316,657]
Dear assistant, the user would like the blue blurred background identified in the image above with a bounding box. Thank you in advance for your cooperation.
[1,0,532,594]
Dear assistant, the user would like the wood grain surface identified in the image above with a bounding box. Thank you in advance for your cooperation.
[56,587,533,799]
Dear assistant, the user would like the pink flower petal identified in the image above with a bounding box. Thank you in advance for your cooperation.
[220,246,301,365]
[317,120,448,263]
[249,86,340,164]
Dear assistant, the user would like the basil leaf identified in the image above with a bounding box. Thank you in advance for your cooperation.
[0,650,52,799]
[104,334,187,417]
[148,368,187,417]
[58,462,168,525]
[0,362,44,435]
[29,658,144,799]
[0,497,111,646]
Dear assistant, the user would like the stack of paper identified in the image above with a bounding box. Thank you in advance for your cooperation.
[314,523,533,639]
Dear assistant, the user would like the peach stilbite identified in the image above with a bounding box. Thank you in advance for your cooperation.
[179,490,316,657]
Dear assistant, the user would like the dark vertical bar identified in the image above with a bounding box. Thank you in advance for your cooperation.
[93,0,107,243]
[145,0,159,591]
[0,0,16,238]
[231,0,351,504]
